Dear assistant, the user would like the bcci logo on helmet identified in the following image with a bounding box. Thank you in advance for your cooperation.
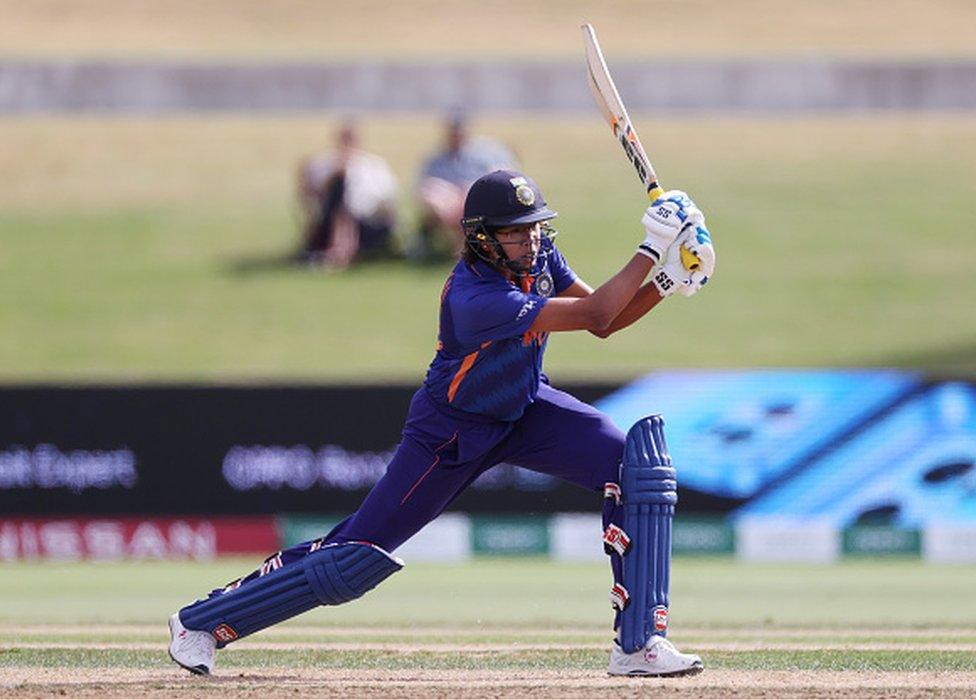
[515,184,535,206]
[509,176,536,207]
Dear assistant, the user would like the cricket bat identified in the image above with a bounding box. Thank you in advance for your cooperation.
[581,23,701,272]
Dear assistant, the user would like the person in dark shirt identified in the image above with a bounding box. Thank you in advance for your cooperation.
[413,115,517,258]
[296,123,398,268]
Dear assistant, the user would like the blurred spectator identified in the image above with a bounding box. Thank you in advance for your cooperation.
[413,115,518,259]
[296,123,398,269]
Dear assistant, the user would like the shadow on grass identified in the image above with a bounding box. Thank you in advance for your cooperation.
[224,252,296,275]
[223,251,456,278]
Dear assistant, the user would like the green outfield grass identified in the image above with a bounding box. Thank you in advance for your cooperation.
[2,115,974,381]
[6,648,976,674]
[2,557,976,697]
[2,556,975,629]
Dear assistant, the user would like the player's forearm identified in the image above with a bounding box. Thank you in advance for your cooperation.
[581,254,654,330]
[590,281,663,338]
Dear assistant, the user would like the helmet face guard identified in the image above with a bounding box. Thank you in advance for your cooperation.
[461,170,559,276]
[462,217,558,276]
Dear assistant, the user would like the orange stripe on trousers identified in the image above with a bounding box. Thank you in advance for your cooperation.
[400,431,459,505]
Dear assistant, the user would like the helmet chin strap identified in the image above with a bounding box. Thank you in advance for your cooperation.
[463,219,556,279]
[505,231,556,277]
[501,251,533,277]
[496,236,549,278]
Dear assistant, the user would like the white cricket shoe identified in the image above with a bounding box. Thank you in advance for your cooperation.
[168,612,216,675]
[608,635,704,677]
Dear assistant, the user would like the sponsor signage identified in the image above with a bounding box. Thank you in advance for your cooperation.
[842,525,921,556]
[0,444,136,491]
[470,516,549,555]
[276,515,344,549]
[7,376,971,532]
[673,517,735,554]
[0,517,277,561]
[0,385,616,515]
[2,512,961,562]
[277,514,471,562]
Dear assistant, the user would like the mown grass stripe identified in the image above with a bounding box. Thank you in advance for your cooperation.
[8,633,976,647]
[6,626,976,647]
[3,647,976,673]
[9,641,976,653]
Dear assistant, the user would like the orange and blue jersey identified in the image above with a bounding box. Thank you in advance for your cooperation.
[423,240,577,421]
[173,173,641,651]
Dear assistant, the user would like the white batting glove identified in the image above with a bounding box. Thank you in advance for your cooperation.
[677,224,716,297]
[638,190,704,262]
[650,232,693,298]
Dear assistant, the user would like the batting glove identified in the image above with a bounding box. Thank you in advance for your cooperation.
[676,223,715,297]
[638,190,705,262]
[651,231,693,298]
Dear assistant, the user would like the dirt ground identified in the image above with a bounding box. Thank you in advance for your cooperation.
[3,666,976,699]
[4,630,976,699]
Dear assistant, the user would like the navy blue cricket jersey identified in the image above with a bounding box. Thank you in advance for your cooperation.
[423,240,577,421]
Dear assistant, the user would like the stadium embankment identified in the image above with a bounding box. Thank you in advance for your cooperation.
[2,59,976,113]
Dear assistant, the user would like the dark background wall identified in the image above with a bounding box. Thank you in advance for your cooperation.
[0,383,624,516]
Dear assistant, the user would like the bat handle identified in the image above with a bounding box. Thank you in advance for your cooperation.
[646,182,701,272]
[679,246,701,272]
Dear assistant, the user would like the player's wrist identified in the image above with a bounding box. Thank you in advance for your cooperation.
[636,243,658,260]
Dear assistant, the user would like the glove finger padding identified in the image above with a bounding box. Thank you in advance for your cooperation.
[683,224,715,277]
[656,191,705,230]
[676,224,715,297]
[637,190,705,263]
[638,190,704,262]
[677,270,710,297]
[639,206,681,261]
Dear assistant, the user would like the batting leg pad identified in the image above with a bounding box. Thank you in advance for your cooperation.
[179,542,403,647]
[616,415,678,654]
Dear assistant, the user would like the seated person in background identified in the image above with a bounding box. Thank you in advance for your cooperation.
[414,114,518,258]
[296,123,398,268]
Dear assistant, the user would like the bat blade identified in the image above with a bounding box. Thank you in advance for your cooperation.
[581,23,700,272]
[581,23,661,199]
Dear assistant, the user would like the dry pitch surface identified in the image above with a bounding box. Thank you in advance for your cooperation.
[7,668,976,699]
[3,625,976,698]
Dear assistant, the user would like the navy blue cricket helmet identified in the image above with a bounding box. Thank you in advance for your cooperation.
[462,170,558,229]
[461,170,558,275]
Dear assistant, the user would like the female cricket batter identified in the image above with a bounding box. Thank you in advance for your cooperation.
[168,169,715,677]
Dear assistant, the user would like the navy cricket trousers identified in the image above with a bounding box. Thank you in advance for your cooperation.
[324,382,625,552]
[206,382,625,596]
